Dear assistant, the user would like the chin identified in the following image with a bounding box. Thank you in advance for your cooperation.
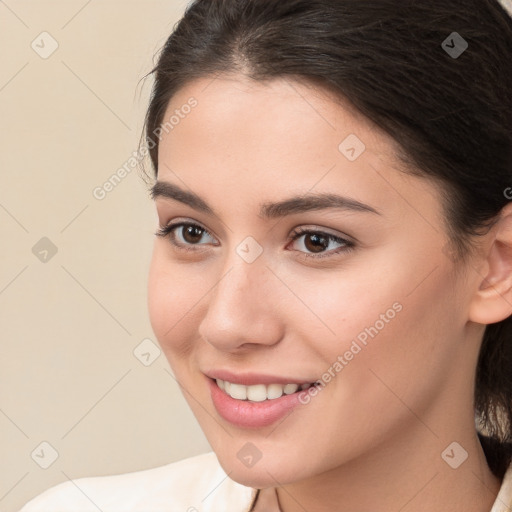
[221,461,293,488]
[213,446,311,488]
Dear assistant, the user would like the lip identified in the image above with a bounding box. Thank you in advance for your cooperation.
[206,374,317,428]
[205,369,315,386]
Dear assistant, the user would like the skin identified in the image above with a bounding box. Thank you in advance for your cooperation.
[147,74,512,512]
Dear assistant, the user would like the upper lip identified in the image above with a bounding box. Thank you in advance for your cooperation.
[205,369,315,386]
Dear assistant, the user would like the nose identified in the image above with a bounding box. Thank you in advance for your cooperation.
[197,250,284,353]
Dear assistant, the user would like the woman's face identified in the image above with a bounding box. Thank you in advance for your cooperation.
[148,74,481,487]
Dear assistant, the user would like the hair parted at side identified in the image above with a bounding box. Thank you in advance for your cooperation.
[140,0,512,478]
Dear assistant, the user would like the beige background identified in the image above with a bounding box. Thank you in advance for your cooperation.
[0,2,212,511]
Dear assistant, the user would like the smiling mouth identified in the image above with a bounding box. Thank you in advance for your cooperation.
[214,378,319,402]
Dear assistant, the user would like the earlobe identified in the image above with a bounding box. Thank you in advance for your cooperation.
[468,202,512,325]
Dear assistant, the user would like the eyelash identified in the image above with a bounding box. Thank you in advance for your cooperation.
[155,222,355,260]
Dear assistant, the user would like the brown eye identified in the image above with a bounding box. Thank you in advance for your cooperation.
[181,225,206,244]
[155,222,217,250]
[302,233,330,253]
[289,228,354,259]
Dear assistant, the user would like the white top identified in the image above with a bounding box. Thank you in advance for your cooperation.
[498,0,512,17]
[18,451,512,512]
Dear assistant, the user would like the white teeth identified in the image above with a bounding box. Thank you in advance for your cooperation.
[283,383,299,395]
[215,379,312,401]
[267,383,284,399]
[229,383,247,400]
[247,384,267,402]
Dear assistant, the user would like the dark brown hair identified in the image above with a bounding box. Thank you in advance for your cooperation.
[141,0,512,478]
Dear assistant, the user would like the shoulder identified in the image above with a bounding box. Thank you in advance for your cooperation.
[18,451,256,512]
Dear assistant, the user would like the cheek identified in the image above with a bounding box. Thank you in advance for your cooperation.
[147,246,206,357]
[326,267,461,427]
[297,256,458,397]
[283,263,404,355]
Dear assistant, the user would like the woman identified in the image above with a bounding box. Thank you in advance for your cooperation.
[19,0,512,510]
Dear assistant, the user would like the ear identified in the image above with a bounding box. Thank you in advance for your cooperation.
[468,202,512,324]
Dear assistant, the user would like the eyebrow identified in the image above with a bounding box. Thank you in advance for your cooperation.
[150,181,382,219]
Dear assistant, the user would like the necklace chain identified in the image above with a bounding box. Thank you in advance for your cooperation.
[275,487,284,512]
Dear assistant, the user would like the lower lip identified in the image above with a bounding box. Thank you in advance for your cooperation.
[208,378,312,428]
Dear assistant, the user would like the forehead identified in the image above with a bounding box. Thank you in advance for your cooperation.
[160,74,392,154]
[159,75,387,177]
[156,74,444,230]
